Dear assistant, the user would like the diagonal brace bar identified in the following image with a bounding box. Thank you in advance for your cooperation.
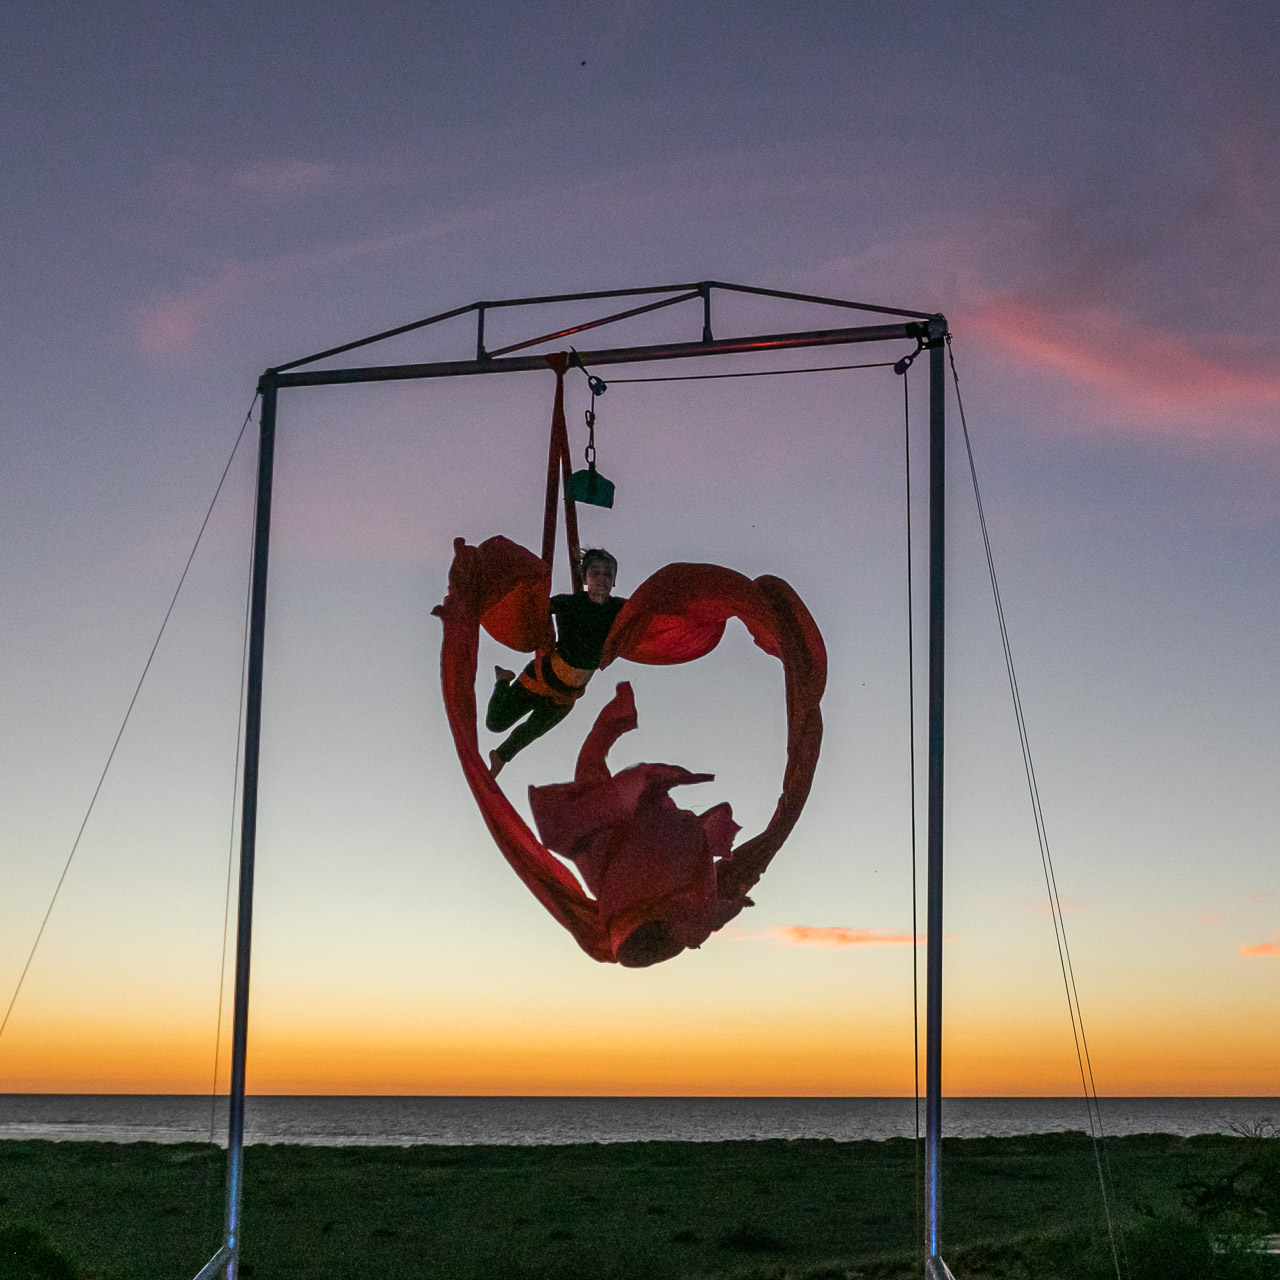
[487,289,703,358]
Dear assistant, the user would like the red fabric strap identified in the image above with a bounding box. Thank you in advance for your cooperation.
[540,355,582,593]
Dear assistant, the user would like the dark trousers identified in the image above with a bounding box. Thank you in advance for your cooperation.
[486,671,574,763]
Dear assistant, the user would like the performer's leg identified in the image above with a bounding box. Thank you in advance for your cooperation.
[495,698,574,764]
[486,666,535,732]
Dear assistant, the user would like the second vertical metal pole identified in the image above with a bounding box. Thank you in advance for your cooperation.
[221,376,278,1280]
[924,329,947,1271]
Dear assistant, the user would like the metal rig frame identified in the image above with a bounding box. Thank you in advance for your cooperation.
[192,280,955,1280]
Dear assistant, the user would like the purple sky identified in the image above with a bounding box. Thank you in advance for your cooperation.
[1,1,1277,1094]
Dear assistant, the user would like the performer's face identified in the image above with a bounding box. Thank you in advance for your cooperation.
[584,560,615,603]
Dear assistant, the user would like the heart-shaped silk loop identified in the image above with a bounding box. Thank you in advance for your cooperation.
[432,535,827,967]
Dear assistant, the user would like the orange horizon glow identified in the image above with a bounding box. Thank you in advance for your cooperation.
[3,1007,1276,1098]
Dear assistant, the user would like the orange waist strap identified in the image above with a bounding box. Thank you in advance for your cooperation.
[518,653,588,708]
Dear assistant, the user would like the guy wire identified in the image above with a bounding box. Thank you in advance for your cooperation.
[0,394,259,1048]
[946,338,1125,1279]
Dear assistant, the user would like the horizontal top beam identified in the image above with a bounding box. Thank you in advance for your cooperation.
[271,280,938,375]
[267,318,944,390]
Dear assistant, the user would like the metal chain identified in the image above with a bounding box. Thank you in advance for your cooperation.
[584,395,597,468]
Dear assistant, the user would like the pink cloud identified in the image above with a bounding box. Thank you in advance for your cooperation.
[229,159,338,198]
[1241,937,1280,957]
[1249,891,1275,900]
[1030,896,1087,915]
[133,261,256,357]
[158,157,344,204]
[129,149,696,360]
[129,150,854,361]
[965,295,1280,433]
[131,211,487,358]
[748,925,923,949]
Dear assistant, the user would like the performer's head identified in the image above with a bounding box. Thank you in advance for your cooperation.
[580,548,617,602]
[615,918,685,968]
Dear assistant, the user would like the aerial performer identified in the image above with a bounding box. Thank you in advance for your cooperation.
[484,548,624,777]
[433,352,826,967]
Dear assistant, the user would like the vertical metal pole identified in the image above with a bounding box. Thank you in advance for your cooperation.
[221,375,278,1280]
[924,332,947,1272]
[699,282,713,343]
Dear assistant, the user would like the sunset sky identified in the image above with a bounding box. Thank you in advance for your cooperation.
[1,1,1276,1098]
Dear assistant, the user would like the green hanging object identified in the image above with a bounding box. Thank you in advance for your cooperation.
[567,396,614,508]
[567,464,615,508]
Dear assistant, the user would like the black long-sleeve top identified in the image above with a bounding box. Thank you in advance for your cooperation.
[550,592,627,669]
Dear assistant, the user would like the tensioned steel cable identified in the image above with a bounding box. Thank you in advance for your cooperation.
[946,338,1125,1280]
[600,359,897,383]
[0,394,260,1047]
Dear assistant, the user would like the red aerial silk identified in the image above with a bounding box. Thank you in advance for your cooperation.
[432,534,827,967]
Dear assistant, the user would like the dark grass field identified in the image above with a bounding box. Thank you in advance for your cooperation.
[2,1132,1278,1279]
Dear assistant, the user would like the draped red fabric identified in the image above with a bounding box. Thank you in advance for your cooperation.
[432,534,827,967]
[529,680,742,966]
[432,536,610,958]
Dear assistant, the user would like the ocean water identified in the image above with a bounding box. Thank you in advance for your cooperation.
[0,1095,1274,1146]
